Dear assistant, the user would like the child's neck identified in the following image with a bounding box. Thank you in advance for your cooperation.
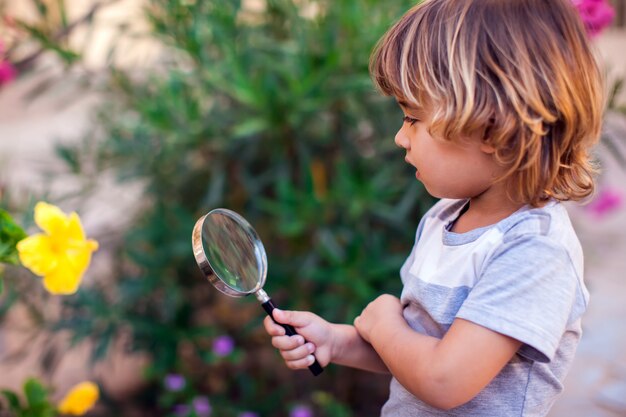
[451,184,525,234]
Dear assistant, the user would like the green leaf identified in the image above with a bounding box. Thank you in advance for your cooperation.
[57,0,69,29]
[23,378,49,409]
[0,209,27,266]
[232,118,270,138]
[1,389,22,411]
[608,78,624,110]
[31,0,49,18]
[15,19,81,65]
[55,143,82,174]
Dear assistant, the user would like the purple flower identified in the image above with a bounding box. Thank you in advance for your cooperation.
[290,405,313,417]
[173,404,190,417]
[586,187,623,218]
[572,0,615,36]
[238,412,260,417]
[164,374,186,392]
[192,396,212,417]
[212,335,235,357]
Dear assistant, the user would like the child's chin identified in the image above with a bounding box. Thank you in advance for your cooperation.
[424,187,464,201]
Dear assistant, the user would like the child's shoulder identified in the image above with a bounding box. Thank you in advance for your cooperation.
[493,200,585,283]
[495,200,576,245]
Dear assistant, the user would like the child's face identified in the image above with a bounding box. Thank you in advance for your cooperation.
[395,103,502,200]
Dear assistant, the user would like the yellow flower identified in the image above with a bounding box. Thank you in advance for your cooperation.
[16,202,98,295]
[58,381,99,415]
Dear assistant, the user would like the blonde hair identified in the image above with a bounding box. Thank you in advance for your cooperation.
[370,0,605,206]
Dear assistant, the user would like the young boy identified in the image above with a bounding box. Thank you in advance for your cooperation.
[264,0,604,415]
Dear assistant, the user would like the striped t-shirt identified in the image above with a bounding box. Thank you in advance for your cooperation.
[381,199,588,417]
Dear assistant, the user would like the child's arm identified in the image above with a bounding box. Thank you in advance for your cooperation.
[263,309,389,374]
[354,294,522,410]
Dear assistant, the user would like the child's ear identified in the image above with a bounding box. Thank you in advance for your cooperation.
[480,143,497,155]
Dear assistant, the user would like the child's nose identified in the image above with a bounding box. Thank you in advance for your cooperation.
[395,130,410,150]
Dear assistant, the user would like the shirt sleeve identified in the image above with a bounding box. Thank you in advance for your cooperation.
[455,235,580,363]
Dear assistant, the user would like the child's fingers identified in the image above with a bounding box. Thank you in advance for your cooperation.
[271,334,304,351]
[280,343,315,362]
[271,335,316,368]
[273,309,312,328]
[285,355,316,370]
[263,316,286,336]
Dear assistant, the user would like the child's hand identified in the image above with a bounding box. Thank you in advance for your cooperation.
[354,294,403,343]
[263,309,334,370]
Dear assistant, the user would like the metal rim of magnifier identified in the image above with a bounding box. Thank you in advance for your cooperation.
[192,208,268,298]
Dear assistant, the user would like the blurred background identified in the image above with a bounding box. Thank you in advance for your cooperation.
[0,0,625,416]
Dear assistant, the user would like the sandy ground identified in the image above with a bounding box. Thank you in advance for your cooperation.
[0,24,625,416]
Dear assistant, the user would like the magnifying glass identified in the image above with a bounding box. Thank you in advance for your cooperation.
[191,208,323,376]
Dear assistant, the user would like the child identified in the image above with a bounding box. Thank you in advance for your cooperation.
[264,0,604,415]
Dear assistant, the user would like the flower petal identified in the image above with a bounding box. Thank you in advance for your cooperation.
[65,244,96,277]
[58,381,99,415]
[34,202,69,236]
[42,260,82,295]
[16,234,58,276]
[67,213,86,241]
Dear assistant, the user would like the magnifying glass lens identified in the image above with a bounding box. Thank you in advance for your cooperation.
[201,212,262,293]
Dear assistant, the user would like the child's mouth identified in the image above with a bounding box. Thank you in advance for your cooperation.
[404,157,421,179]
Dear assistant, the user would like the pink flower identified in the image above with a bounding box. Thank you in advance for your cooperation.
[0,41,17,86]
[572,0,615,37]
[0,61,17,85]
[586,187,624,218]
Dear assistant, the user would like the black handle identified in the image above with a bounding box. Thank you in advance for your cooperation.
[262,299,324,376]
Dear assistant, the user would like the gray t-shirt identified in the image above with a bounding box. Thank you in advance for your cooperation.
[381,199,588,417]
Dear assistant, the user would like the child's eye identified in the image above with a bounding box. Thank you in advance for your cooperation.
[403,116,419,126]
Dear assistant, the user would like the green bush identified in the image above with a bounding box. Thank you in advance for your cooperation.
[56,0,435,415]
